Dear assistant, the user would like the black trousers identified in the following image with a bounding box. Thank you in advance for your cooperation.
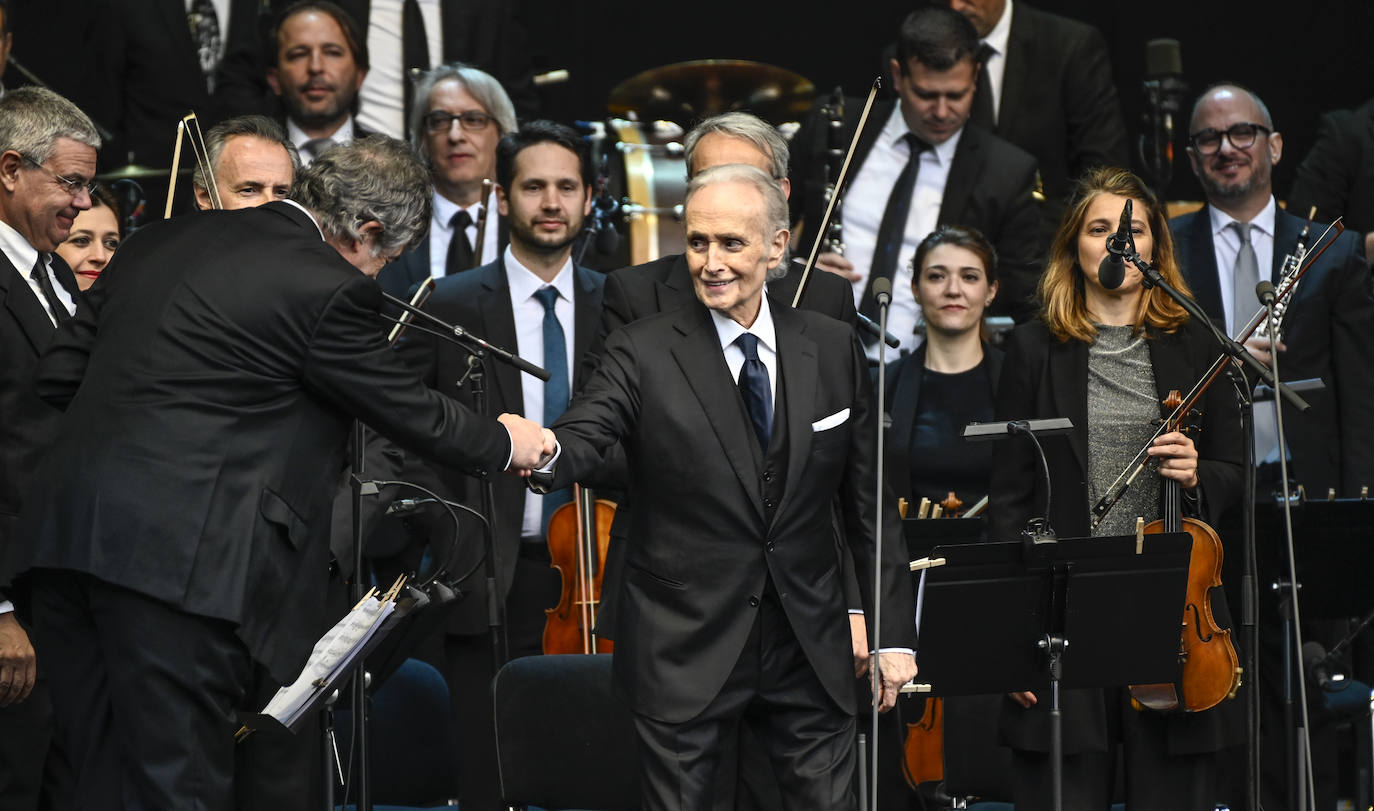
[28,570,254,811]
[0,678,71,811]
[633,584,856,811]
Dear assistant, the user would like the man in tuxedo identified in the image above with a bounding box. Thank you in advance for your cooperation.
[266,1,371,165]
[1170,83,1374,811]
[1287,96,1374,260]
[5,136,553,810]
[376,63,515,298]
[403,119,603,810]
[192,114,299,210]
[789,5,1043,341]
[536,163,917,810]
[0,85,95,811]
[1170,83,1374,499]
[946,0,1129,215]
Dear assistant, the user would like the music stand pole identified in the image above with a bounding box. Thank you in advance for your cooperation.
[348,419,373,811]
[461,353,510,671]
[869,277,893,811]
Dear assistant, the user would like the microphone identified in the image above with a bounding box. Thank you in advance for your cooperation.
[1255,280,1276,306]
[1303,641,1344,692]
[1098,198,1132,290]
[1139,39,1187,189]
[873,277,892,308]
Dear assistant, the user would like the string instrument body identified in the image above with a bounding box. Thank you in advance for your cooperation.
[542,484,616,655]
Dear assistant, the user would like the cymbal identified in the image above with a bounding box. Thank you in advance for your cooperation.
[608,60,815,125]
[95,164,190,181]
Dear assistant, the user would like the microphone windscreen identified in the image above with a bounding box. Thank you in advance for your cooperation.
[873,276,892,303]
[1097,254,1125,290]
[1255,280,1276,304]
[1146,38,1182,76]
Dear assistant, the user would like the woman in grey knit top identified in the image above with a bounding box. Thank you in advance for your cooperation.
[989,167,1244,811]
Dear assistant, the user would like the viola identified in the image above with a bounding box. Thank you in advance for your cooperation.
[1130,390,1242,713]
[542,484,616,654]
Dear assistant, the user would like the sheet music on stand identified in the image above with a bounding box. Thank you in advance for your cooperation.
[236,576,407,739]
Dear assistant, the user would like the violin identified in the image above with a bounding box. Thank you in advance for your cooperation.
[1130,390,1241,713]
[542,484,616,654]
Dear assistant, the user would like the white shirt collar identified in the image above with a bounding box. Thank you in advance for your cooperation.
[885,103,964,167]
[286,116,357,152]
[432,191,485,230]
[709,291,777,356]
[984,0,1014,56]
[0,217,39,276]
[1208,196,1277,240]
[504,244,574,304]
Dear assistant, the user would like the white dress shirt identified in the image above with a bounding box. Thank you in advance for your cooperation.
[358,0,442,138]
[980,0,1015,124]
[1208,197,1276,338]
[507,247,575,538]
[287,117,358,166]
[843,104,962,358]
[0,219,75,326]
[709,293,779,416]
[429,188,500,280]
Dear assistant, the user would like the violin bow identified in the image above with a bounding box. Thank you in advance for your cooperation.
[165,112,220,219]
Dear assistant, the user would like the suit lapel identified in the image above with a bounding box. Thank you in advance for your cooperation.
[1184,210,1224,324]
[888,348,924,465]
[571,265,599,391]
[1271,208,1302,286]
[656,253,697,313]
[669,304,764,519]
[773,303,818,522]
[997,13,1035,138]
[49,254,81,300]
[0,253,56,356]
[160,0,204,78]
[478,259,523,414]
[940,126,981,225]
[1048,336,1089,478]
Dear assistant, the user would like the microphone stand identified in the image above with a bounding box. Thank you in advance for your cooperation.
[381,293,549,677]
[869,277,892,811]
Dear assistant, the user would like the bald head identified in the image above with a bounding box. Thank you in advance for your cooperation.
[1188,84,1272,134]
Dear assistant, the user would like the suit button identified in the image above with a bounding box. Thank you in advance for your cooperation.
[766,541,775,552]
[763,498,776,509]
[749,595,760,607]
[762,470,774,482]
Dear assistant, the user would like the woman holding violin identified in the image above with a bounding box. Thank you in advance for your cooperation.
[989,167,1244,810]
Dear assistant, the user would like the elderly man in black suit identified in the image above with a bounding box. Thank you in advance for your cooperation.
[5,136,553,811]
[947,0,1129,216]
[789,5,1043,337]
[535,163,917,810]
[403,120,604,810]
[0,85,96,811]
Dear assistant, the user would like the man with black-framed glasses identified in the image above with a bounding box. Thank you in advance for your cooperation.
[375,62,516,298]
[0,84,98,811]
[1170,82,1374,811]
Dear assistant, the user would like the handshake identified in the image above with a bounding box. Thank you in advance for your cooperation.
[497,413,558,476]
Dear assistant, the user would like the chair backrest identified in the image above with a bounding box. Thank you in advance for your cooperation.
[493,654,641,810]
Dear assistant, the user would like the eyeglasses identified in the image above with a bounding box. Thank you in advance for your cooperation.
[1188,122,1271,155]
[22,156,97,198]
[422,110,494,135]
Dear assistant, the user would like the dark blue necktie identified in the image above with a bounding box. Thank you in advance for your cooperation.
[534,286,571,525]
[736,333,772,452]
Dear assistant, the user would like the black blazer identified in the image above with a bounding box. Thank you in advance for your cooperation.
[8,202,512,682]
[546,295,915,723]
[0,251,79,602]
[376,218,511,300]
[402,257,605,633]
[1288,97,1374,236]
[988,318,1244,755]
[1171,205,1374,497]
[881,342,1004,506]
[983,2,1129,212]
[789,102,1044,322]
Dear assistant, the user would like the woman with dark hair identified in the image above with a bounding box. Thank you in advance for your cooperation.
[989,166,1244,809]
[56,182,122,290]
[883,224,1002,509]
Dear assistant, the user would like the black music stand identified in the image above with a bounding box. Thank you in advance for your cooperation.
[911,533,1193,811]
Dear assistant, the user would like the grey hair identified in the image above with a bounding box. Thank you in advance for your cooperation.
[192,114,301,192]
[0,86,101,164]
[686,163,791,280]
[293,134,433,257]
[683,112,789,180]
[408,63,518,156]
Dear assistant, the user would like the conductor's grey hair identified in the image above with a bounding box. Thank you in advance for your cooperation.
[683,112,790,181]
[294,134,433,258]
[408,63,518,158]
[192,114,300,193]
[685,163,791,281]
[0,86,101,165]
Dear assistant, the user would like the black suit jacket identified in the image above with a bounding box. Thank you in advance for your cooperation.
[0,251,79,603]
[984,2,1129,212]
[1171,205,1374,496]
[989,317,1244,755]
[1288,97,1374,237]
[376,218,511,300]
[402,257,605,633]
[546,296,915,722]
[789,102,1044,322]
[7,202,512,682]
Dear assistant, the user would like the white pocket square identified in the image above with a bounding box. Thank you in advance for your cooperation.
[811,408,850,432]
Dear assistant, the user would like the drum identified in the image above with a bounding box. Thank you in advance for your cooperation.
[610,118,687,266]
